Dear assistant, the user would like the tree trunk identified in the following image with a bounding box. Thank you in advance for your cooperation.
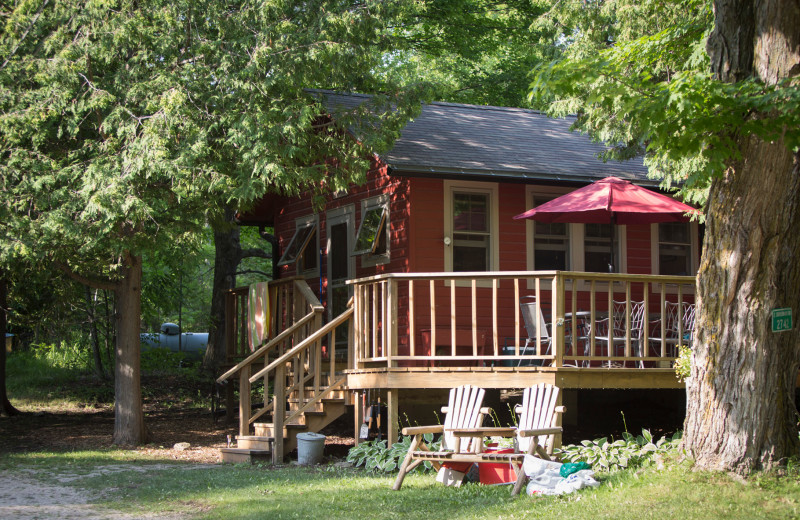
[0,270,21,417]
[86,286,106,379]
[683,0,800,473]
[203,209,243,370]
[112,253,148,445]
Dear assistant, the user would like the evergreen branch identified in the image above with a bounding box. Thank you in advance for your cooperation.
[53,261,117,292]
[0,0,49,71]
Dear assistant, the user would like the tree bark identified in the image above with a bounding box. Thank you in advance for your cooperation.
[203,208,243,370]
[683,0,800,473]
[86,286,106,379]
[112,253,149,445]
[0,270,21,417]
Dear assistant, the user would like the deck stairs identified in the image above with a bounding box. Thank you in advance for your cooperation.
[220,384,349,464]
[216,278,355,465]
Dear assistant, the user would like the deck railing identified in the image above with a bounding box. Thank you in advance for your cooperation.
[218,277,353,463]
[350,271,695,369]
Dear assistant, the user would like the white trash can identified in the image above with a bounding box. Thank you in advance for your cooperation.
[296,432,326,465]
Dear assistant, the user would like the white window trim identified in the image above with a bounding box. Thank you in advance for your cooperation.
[292,214,320,278]
[357,194,390,268]
[444,180,499,286]
[650,222,699,293]
[523,185,627,290]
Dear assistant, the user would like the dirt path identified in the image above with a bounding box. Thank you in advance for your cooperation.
[0,464,216,520]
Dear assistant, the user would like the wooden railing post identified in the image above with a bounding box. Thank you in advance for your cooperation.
[553,273,565,368]
[239,364,251,437]
[272,363,285,465]
[388,279,398,367]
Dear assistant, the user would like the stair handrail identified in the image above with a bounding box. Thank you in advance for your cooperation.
[216,310,320,383]
[249,305,354,383]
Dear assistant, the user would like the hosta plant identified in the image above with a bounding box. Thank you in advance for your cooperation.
[556,429,682,472]
[346,434,441,473]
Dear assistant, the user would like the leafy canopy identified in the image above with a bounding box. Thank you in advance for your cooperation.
[0,0,428,279]
[528,0,800,206]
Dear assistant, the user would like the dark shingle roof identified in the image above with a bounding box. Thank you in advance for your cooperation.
[315,91,652,186]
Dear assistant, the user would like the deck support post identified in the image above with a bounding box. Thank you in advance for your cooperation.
[354,390,365,446]
[387,388,399,446]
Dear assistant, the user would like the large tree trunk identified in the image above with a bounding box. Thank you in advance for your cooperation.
[0,270,21,417]
[112,253,148,445]
[683,0,800,473]
[203,209,243,370]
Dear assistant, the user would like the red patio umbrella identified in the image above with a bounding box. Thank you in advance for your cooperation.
[513,176,701,272]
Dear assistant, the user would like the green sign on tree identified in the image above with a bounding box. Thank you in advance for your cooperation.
[771,308,793,333]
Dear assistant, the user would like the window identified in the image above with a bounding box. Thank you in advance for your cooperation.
[453,192,490,271]
[353,196,390,266]
[277,217,318,274]
[444,181,499,275]
[657,222,692,275]
[584,223,619,273]
[353,205,387,256]
[532,197,570,270]
[525,185,627,280]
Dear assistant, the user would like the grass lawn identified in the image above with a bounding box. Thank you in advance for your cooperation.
[2,450,799,519]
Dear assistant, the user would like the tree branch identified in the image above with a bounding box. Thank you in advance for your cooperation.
[235,269,271,278]
[241,248,271,259]
[0,0,49,71]
[53,261,117,292]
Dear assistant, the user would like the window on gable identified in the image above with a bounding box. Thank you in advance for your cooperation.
[277,219,318,271]
[452,192,490,271]
[658,222,692,275]
[532,197,570,270]
[352,205,387,256]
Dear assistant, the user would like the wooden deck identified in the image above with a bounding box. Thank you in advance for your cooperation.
[345,366,684,391]
[219,271,694,460]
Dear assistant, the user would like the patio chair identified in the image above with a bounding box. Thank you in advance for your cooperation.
[649,302,696,358]
[393,385,490,491]
[592,300,646,368]
[517,296,553,366]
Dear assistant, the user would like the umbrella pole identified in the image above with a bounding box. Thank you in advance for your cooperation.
[609,216,615,273]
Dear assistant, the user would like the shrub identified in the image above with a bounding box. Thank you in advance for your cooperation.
[556,429,682,472]
[346,434,441,473]
[674,345,692,382]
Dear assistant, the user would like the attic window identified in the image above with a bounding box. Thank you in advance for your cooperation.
[352,205,387,256]
[278,220,317,267]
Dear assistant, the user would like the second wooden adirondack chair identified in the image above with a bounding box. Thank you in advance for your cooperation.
[393,384,489,490]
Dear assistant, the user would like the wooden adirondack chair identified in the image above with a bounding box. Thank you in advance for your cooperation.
[393,385,490,491]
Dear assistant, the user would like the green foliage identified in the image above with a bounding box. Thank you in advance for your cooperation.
[527,0,800,207]
[346,434,440,473]
[557,429,682,472]
[674,345,692,382]
[139,348,188,373]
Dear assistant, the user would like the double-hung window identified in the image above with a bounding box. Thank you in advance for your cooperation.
[445,181,498,274]
[656,222,693,276]
[532,196,570,270]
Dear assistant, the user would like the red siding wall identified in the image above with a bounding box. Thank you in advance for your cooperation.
[270,173,692,354]
[274,163,410,312]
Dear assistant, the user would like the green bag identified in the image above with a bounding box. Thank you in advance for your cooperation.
[560,461,592,477]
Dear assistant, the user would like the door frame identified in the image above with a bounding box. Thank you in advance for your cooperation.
[326,205,356,320]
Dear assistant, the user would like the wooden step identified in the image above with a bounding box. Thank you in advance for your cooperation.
[254,422,308,438]
[236,435,274,450]
[220,448,271,464]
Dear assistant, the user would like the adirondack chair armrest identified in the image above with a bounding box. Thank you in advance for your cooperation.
[449,426,517,438]
[517,426,562,438]
[554,405,566,414]
[401,425,444,436]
